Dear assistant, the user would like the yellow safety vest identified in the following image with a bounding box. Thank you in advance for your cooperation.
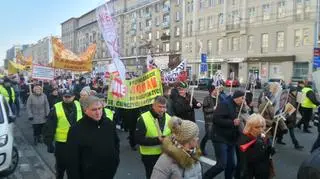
[301,87,317,109]
[54,101,83,142]
[104,108,114,121]
[0,85,15,103]
[139,111,171,155]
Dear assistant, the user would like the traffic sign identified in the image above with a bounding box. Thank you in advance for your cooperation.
[201,53,207,63]
[200,63,208,72]
[314,48,320,57]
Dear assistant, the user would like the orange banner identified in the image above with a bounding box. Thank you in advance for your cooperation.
[16,51,32,69]
[51,37,96,72]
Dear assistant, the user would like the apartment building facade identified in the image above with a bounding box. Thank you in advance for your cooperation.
[21,37,52,65]
[182,0,317,83]
[61,0,183,74]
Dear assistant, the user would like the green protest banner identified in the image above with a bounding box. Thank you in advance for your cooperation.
[107,69,163,109]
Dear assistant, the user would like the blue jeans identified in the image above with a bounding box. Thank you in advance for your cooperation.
[204,142,236,179]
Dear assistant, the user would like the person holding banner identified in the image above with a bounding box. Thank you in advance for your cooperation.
[151,116,202,179]
[200,85,218,156]
[203,91,244,179]
[172,82,202,123]
[135,96,172,179]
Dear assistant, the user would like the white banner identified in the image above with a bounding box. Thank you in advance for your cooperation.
[32,64,54,80]
[163,60,187,83]
[96,3,126,81]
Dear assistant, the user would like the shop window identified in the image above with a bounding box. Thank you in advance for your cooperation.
[293,62,309,79]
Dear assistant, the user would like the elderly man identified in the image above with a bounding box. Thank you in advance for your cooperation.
[66,96,120,179]
[135,96,172,179]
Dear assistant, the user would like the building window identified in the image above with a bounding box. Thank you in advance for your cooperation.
[188,42,193,52]
[261,33,269,53]
[218,0,224,4]
[217,38,223,55]
[207,40,213,57]
[146,19,152,27]
[165,29,170,36]
[186,22,189,36]
[208,0,214,7]
[248,7,256,23]
[148,33,152,41]
[198,18,204,31]
[207,16,214,29]
[296,1,303,20]
[163,14,170,23]
[277,1,286,18]
[232,37,240,51]
[175,27,180,36]
[232,11,239,25]
[176,0,180,5]
[163,43,170,52]
[303,28,311,45]
[248,35,254,51]
[176,11,180,21]
[155,3,159,12]
[156,44,160,53]
[155,17,159,26]
[156,31,160,39]
[176,41,180,51]
[294,29,301,47]
[190,20,193,36]
[146,6,151,14]
[276,31,284,51]
[199,0,205,9]
[293,62,309,79]
[139,22,142,30]
[263,4,270,21]
[305,0,311,18]
[218,13,224,27]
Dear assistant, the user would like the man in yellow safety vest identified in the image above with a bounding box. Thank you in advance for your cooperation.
[43,90,82,179]
[135,96,171,179]
[298,82,320,133]
[0,77,16,111]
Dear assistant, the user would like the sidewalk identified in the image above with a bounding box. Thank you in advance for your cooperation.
[3,123,55,179]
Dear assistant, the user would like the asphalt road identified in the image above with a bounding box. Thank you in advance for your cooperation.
[7,90,318,179]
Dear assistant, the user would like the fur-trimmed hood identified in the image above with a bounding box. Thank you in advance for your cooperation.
[161,137,201,169]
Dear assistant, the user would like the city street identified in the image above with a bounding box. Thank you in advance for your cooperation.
[4,90,318,179]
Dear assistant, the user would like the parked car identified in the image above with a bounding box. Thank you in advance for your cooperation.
[0,95,18,177]
[197,78,212,90]
[225,78,240,87]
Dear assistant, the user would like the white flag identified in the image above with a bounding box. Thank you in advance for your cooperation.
[96,3,126,81]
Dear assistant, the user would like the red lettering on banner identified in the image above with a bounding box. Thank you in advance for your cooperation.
[151,77,157,88]
[111,78,126,98]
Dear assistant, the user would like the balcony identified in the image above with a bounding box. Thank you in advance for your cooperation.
[163,6,170,14]
[145,13,152,19]
[226,24,240,31]
[162,21,170,29]
[161,33,170,41]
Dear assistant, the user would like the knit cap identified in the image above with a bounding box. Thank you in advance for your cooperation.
[168,116,199,144]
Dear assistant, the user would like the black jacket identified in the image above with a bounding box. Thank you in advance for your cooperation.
[66,114,120,179]
[238,134,272,179]
[202,95,217,123]
[172,93,201,122]
[135,110,167,147]
[305,88,320,106]
[47,94,62,109]
[212,96,240,144]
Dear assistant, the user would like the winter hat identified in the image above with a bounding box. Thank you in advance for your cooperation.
[80,86,91,95]
[178,81,188,89]
[232,90,245,99]
[168,116,199,144]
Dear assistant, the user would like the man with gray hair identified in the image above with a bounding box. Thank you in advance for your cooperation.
[135,96,172,179]
[66,95,120,179]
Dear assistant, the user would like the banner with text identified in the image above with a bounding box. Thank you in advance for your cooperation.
[162,60,187,83]
[51,37,96,72]
[107,69,163,109]
[32,64,55,80]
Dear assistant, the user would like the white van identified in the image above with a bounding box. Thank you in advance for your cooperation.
[0,95,19,177]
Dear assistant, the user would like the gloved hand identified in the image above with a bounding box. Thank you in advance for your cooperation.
[28,117,33,121]
[47,143,55,153]
[268,146,276,156]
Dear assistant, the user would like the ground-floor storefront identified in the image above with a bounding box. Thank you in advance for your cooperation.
[191,55,312,84]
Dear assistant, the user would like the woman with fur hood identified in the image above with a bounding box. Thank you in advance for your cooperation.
[151,116,202,179]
